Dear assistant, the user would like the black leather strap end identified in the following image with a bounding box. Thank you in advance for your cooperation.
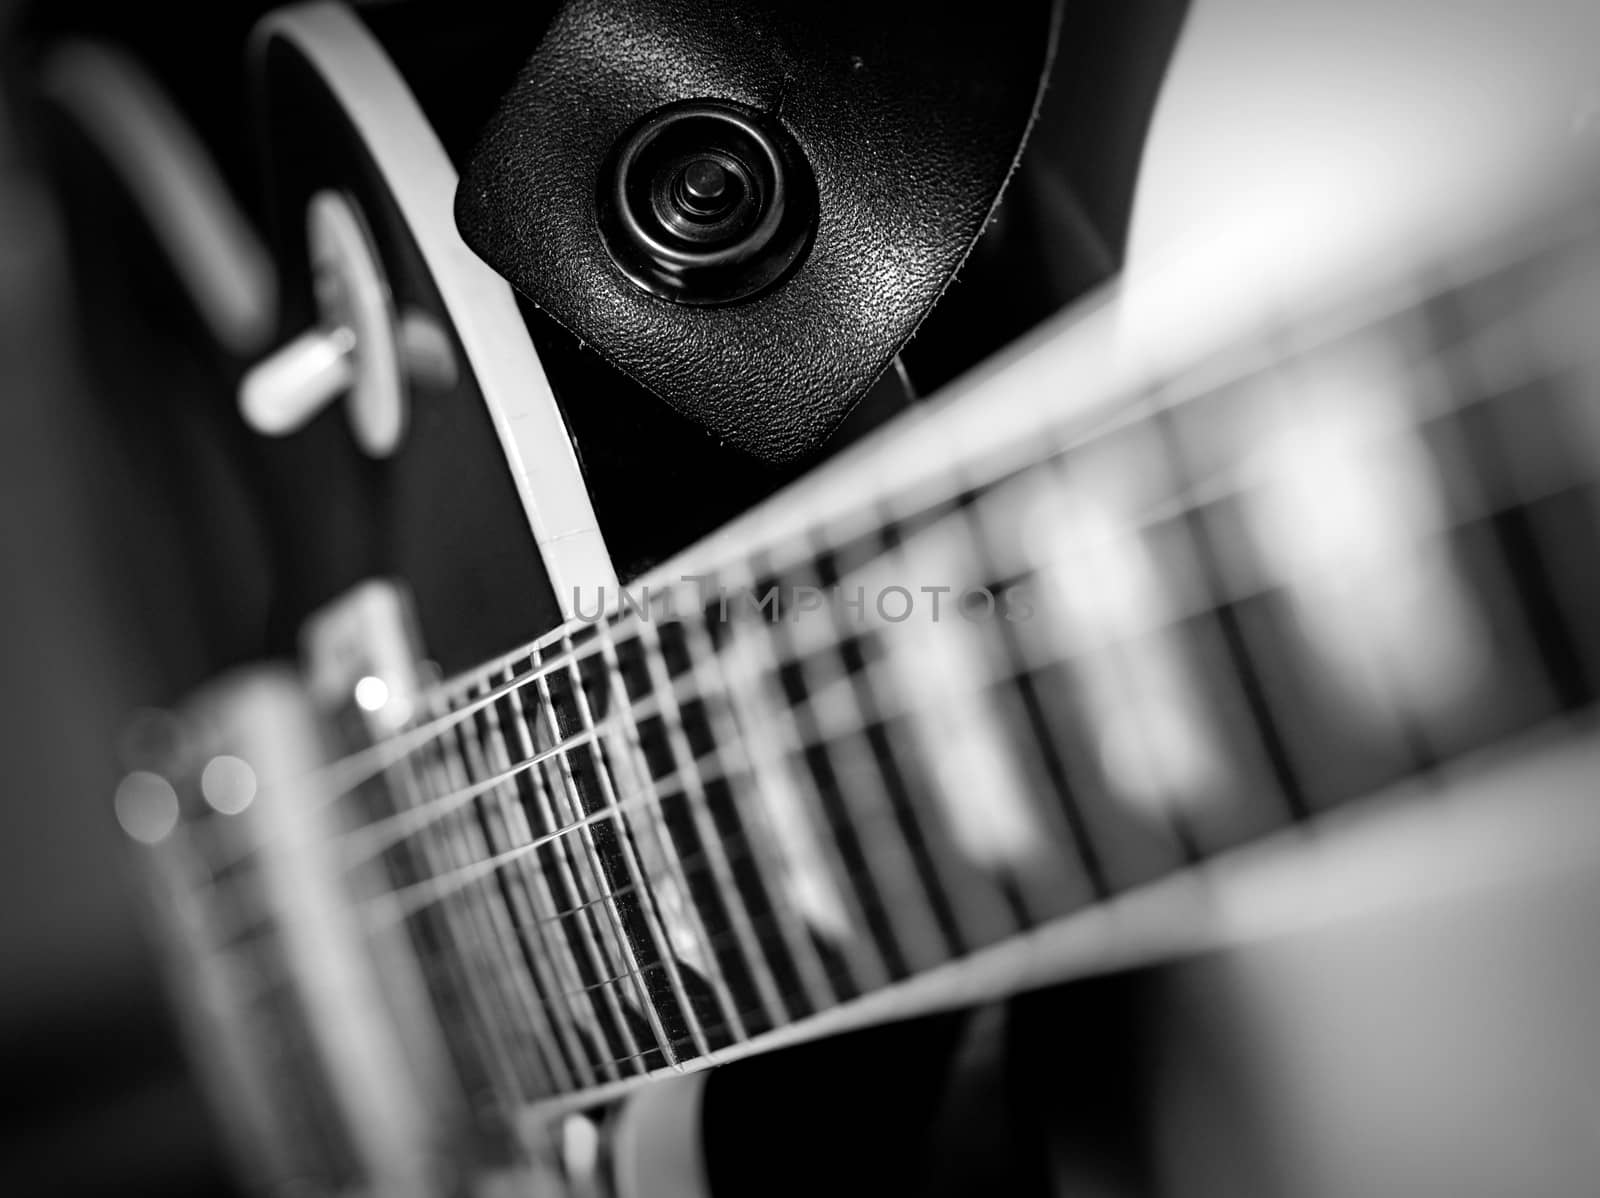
[456,0,1061,463]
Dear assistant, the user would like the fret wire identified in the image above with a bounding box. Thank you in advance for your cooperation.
[368,774,971,943]
[391,834,840,1044]
[378,815,821,988]
[715,578,896,993]
[409,710,1260,1074]
[578,998,795,1078]
[618,614,790,1031]
[554,623,727,1060]
[502,937,842,1064]
[1460,339,1596,713]
[371,742,962,928]
[910,493,1095,924]
[450,689,583,1095]
[1141,390,1314,831]
[420,720,555,1099]
[490,680,642,1086]
[1423,266,1581,697]
[1047,448,1212,864]
[1444,256,1600,700]
[958,489,1111,904]
[374,630,1196,1030]
[524,642,682,1072]
[364,783,705,923]
[576,623,750,1048]
[674,588,840,1016]
[382,787,979,1047]
[733,547,949,978]
[498,671,611,1090]
[816,517,1019,954]
[1398,307,1556,749]
[340,724,605,870]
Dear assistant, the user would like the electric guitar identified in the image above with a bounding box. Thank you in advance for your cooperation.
[30,2,1600,1195]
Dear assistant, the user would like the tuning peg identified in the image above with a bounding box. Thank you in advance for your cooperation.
[237,190,452,458]
[239,324,356,436]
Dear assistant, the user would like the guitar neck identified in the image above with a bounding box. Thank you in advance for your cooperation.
[370,194,1600,1111]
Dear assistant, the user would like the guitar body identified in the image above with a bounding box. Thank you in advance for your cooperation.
[16,1,1600,1195]
[248,8,577,671]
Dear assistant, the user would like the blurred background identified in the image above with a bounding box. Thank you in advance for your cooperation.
[0,3,279,1190]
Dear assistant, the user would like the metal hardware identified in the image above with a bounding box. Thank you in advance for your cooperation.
[300,578,431,734]
[599,100,816,306]
[238,190,455,456]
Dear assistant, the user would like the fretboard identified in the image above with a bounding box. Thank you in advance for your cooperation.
[374,197,1600,1111]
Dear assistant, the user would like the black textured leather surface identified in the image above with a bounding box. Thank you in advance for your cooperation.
[456,0,1060,463]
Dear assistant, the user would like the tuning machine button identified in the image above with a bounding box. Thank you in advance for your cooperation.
[239,190,455,457]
